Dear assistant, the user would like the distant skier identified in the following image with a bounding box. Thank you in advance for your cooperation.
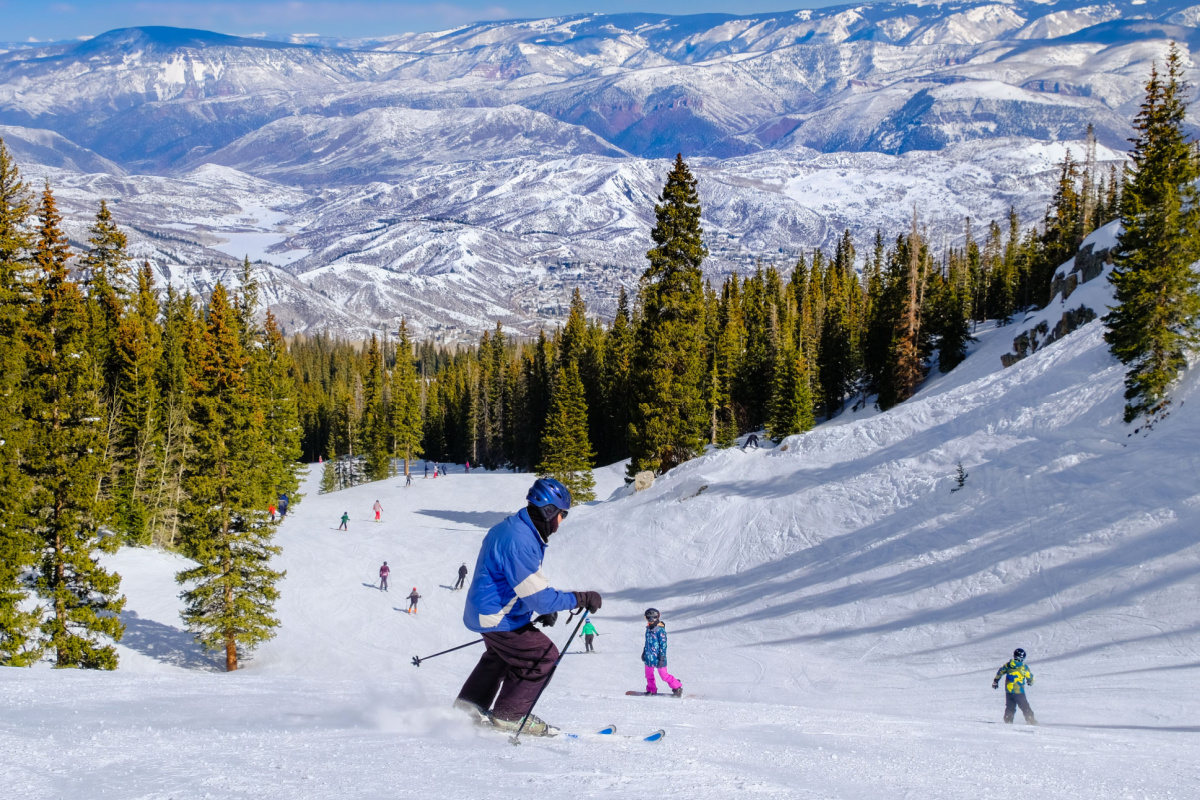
[278,494,289,519]
[268,502,277,522]
[993,647,1037,725]
[465,461,471,473]
[454,562,468,590]
[582,619,597,653]
[424,461,429,478]
[338,511,349,531]
[742,433,760,450]
[373,500,383,523]
[640,608,683,697]
[379,561,390,592]
[407,587,422,614]
[454,477,602,737]
[406,473,412,487]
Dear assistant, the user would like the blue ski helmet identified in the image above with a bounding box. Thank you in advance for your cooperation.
[527,477,572,514]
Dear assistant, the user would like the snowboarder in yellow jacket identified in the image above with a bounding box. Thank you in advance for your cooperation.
[993,647,1037,725]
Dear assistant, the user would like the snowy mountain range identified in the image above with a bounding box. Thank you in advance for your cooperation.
[0,2,1192,337]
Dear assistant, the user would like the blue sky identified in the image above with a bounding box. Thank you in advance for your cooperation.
[0,1,842,43]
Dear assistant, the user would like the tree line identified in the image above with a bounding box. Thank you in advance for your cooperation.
[0,146,301,670]
[298,143,1120,499]
[2,47,1185,671]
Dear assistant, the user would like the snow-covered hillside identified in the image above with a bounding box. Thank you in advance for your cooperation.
[3,247,1197,798]
[0,3,1180,337]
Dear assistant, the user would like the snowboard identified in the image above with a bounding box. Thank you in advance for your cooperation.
[626,690,701,698]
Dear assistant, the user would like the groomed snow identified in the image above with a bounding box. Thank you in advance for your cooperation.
[3,273,1199,797]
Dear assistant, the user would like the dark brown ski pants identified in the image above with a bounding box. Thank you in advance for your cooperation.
[456,625,559,721]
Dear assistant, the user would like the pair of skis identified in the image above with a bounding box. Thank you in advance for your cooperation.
[563,724,666,743]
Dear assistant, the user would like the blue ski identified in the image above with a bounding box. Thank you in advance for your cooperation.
[563,725,666,742]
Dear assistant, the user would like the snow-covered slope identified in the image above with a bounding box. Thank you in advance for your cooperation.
[3,244,1198,798]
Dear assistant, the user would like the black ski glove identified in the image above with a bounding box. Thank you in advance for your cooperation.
[534,613,558,628]
[573,591,603,613]
[992,681,999,690]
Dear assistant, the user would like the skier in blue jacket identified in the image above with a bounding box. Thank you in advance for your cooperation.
[455,478,602,736]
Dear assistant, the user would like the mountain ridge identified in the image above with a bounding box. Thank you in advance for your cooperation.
[0,3,1184,337]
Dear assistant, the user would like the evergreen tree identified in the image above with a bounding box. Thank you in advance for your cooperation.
[558,288,589,370]
[25,184,125,668]
[151,287,197,547]
[818,260,854,418]
[360,334,390,480]
[0,138,40,666]
[320,439,337,494]
[538,364,596,502]
[176,283,283,672]
[113,262,163,545]
[767,340,814,442]
[879,216,928,410]
[936,284,972,373]
[80,199,131,396]
[259,311,302,500]
[629,155,709,475]
[390,319,424,475]
[712,276,743,447]
[1105,46,1200,424]
[599,288,634,463]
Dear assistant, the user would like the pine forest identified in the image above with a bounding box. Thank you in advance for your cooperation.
[1,50,1197,670]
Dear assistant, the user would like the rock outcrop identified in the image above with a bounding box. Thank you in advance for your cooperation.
[1001,240,1111,368]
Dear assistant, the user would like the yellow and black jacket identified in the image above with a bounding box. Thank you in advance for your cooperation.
[994,659,1033,693]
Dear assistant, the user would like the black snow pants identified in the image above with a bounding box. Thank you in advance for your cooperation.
[1004,691,1036,724]
[454,574,466,590]
[456,625,559,721]
[584,634,594,652]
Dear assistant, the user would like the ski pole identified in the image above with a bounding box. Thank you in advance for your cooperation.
[510,610,588,745]
[411,639,483,667]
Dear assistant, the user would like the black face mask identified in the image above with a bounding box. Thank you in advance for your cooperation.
[527,504,562,543]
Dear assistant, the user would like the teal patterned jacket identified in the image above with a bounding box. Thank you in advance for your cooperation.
[642,622,669,667]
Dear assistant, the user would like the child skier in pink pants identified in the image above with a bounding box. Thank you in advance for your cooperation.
[641,608,683,697]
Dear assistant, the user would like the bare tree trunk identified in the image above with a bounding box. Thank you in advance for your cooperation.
[94,390,121,504]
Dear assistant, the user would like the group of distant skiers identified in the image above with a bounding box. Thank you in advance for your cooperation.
[376,562,422,613]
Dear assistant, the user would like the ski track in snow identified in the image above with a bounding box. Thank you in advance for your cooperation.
[4,257,1200,796]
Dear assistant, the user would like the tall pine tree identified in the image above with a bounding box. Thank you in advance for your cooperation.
[176,283,283,672]
[0,139,40,665]
[629,155,709,475]
[26,184,125,669]
[538,363,596,502]
[1105,46,1200,425]
[391,319,424,475]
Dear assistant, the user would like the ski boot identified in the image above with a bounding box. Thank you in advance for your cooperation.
[452,699,492,727]
[489,713,560,737]
[672,686,684,698]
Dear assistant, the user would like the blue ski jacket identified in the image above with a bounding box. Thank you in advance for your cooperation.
[642,622,669,667]
[463,508,578,633]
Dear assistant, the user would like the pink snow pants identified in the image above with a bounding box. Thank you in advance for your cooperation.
[645,665,681,694]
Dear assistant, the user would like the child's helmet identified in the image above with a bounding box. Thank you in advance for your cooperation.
[1013,648,1026,660]
[644,608,660,622]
